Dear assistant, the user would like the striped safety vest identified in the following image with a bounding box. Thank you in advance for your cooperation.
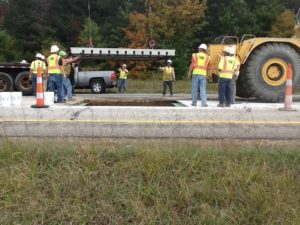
[163,66,174,81]
[218,56,236,79]
[30,60,46,74]
[192,52,210,76]
[47,54,61,74]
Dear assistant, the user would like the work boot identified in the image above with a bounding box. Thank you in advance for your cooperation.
[217,104,225,107]
[202,104,208,107]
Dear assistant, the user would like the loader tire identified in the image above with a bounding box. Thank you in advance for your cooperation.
[236,77,252,98]
[243,43,300,102]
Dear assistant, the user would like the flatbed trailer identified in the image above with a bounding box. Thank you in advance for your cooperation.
[0,48,176,94]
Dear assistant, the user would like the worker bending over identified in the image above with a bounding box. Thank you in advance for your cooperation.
[218,46,238,107]
[160,59,175,97]
[188,44,210,107]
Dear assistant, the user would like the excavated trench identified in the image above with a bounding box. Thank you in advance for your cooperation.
[83,99,186,107]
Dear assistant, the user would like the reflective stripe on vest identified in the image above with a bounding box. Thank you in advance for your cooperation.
[119,70,128,79]
[31,60,43,73]
[219,56,236,79]
[163,67,174,81]
[192,52,209,76]
[47,54,61,74]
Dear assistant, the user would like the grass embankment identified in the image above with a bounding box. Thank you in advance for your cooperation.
[0,139,299,225]
[106,79,219,94]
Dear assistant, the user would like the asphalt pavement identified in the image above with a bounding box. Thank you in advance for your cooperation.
[0,94,299,139]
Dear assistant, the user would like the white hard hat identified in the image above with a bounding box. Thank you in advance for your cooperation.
[198,43,208,51]
[40,55,45,60]
[230,46,236,55]
[35,53,42,59]
[223,46,232,54]
[50,45,60,53]
[20,60,27,64]
[167,59,172,64]
[122,64,127,67]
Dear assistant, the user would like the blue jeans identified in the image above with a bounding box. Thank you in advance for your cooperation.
[62,78,73,100]
[119,79,127,93]
[49,74,63,101]
[31,74,37,96]
[192,75,207,106]
[219,78,232,105]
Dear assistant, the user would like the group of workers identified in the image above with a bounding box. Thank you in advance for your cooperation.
[121,43,239,107]
[29,44,239,107]
[155,43,240,107]
[29,45,79,103]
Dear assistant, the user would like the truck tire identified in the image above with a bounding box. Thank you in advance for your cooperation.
[90,79,105,94]
[0,72,13,92]
[243,43,300,102]
[15,71,33,95]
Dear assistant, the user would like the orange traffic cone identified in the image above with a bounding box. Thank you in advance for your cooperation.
[279,64,296,111]
[31,66,49,108]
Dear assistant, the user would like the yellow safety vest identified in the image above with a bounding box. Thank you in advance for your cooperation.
[47,54,61,74]
[62,58,71,76]
[218,56,236,79]
[192,52,210,76]
[162,66,174,81]
[119,69,128,80]
[30,60,46,74]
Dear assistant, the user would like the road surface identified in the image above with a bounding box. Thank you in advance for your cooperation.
[0,94,299,139]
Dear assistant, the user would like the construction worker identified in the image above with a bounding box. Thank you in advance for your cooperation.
[59,51,80,101]
[47,45,65,103]
[29,53,47,96]
[188,44,210,107]
[118,64,129,93]
[159,59,175,96]
[40,54,48,91]
[231,52,241,104]
[218,46,237,107]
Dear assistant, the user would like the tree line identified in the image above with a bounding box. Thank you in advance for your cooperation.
[0,0,299,78]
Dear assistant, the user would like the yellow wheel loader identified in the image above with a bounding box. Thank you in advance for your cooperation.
[208,35,300,102]
[207,9,300,102]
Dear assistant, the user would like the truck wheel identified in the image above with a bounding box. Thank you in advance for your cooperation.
[15,71,33,95]
[0,72,13,92]
[243,43,300,102]
[90,79,105,94]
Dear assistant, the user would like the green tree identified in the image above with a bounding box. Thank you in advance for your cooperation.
[269,9,296,38]
[78,18,103,47]
[0,29,20,62]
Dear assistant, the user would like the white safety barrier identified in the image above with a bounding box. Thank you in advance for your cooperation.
[44,92,54,105]
[0,92,22,106]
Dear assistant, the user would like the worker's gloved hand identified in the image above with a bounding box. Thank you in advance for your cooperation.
[29,76,32,81]
[236,71,240,78]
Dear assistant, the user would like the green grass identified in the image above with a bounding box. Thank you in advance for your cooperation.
[0,138,299,225]
[106,79,219,94]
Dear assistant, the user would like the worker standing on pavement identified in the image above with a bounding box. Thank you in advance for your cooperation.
[118,64,129,93]
[159,59,175,96]
[218,46,237,107]
[188,44,210,107]
[40,54,48,91]
[29,53,47,96]
[231,50,241,104]
[47,45,66,103]
[59,50,80,101]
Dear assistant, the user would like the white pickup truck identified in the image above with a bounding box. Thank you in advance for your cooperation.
[0,62,118,95]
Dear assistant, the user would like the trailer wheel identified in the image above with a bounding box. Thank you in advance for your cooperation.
[90,79,105,94]
[0,72,13,92]
[15,71,33,95]
[243,43,300,102]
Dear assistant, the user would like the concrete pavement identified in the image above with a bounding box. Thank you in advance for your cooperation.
[0,94,299,139]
